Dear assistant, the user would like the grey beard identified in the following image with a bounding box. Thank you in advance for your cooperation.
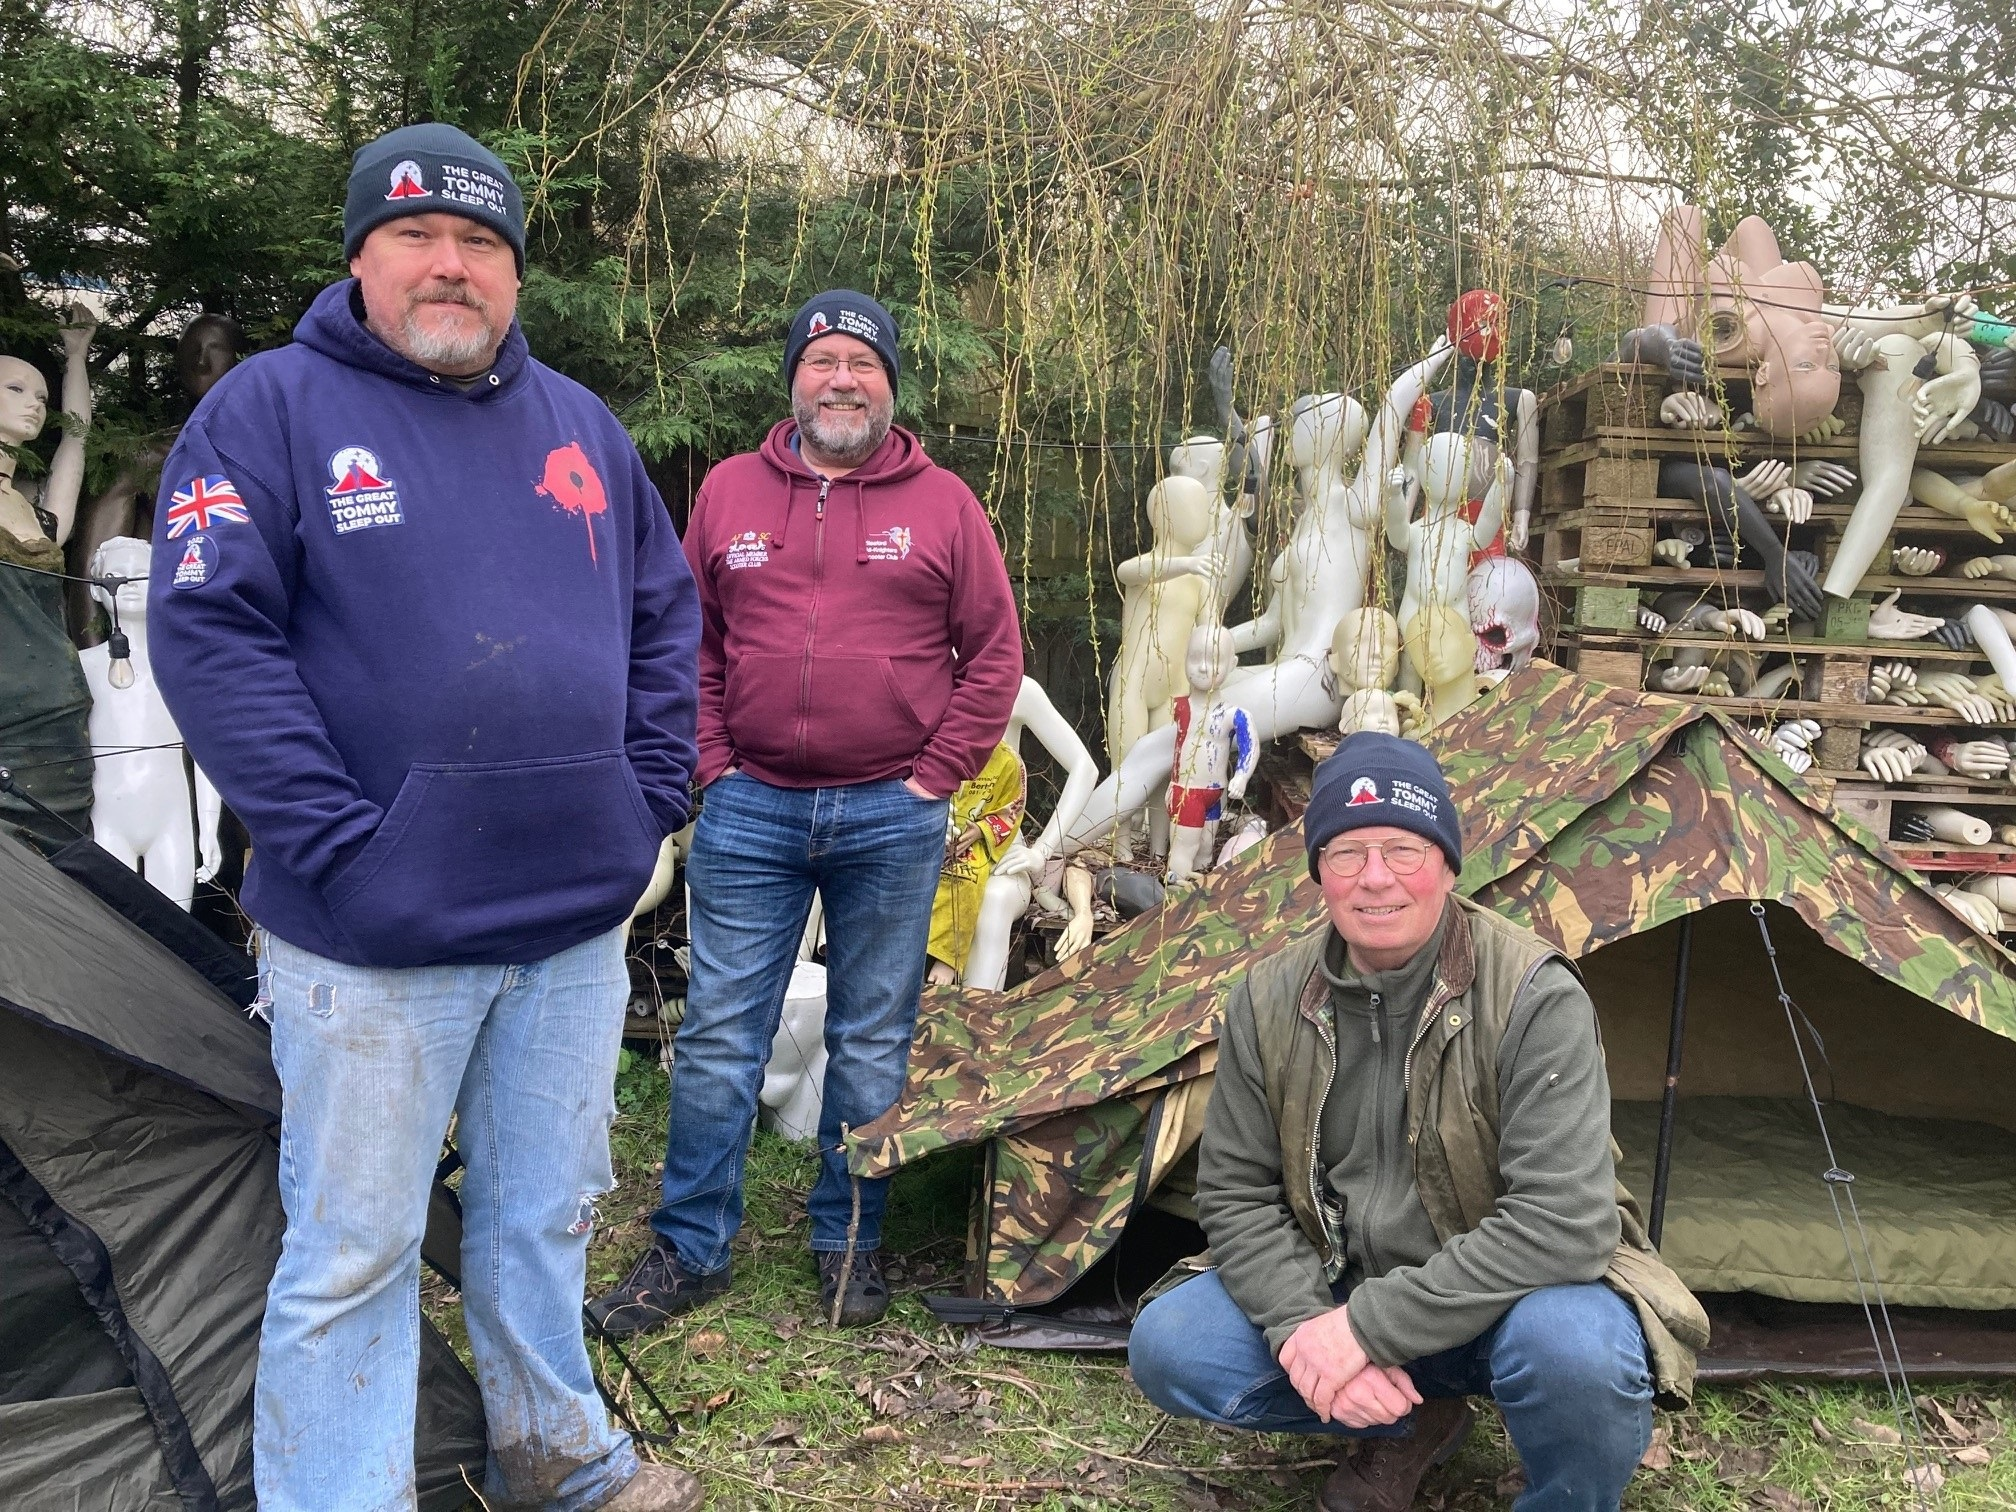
[396,309,500,371]
[793,392,893,465]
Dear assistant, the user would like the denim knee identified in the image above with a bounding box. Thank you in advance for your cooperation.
[1492,1284,1650,1404]
[1127,1289,1197,1417]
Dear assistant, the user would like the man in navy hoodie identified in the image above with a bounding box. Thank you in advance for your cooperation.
[150,125,703,1512]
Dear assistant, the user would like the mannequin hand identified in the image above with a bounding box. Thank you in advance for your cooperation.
[1507,509,1530,554]
[1868,661,1916,702]
[1792,459,1857,496]
[1760,603,1794,629]
[1659,391,1722,429]
[1861,737,1926,783]
[1767,487,1815,523]
[1934,738,2011,781]
[992,844,1047,882]
[1960,555,2016,582]
[1882,681,1930,707]
[1637,606,1669,634]
[1917,368,1983,445]
[1736,460,1793,499]
[1663,335,1708,386]
[196,842,222,883]
[1391,691,1426,736]
[59,302,97,357]
[1931,619,1976,651]
[1957,495,2016,543]
[1869,590,1945,640]
[1699,671,1736,698]
[1892,545,1945,576]
[1974,399,2016,445]
[1867,728,1925,756]
[1833,328,1879,371]
[1936,885,2003,936]
[1703,607,1768,640]
[1917,671,1996,723]
[1972,674,2016,721]
[1057,907,1094,962]
[1769,719,1823,754]
[1649,662,1711,693]
[1652,537,1693,568]
[1926,291,1980,323]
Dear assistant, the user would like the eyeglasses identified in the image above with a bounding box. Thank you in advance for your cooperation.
[800,355,886,378]
[1321,839,1431,878]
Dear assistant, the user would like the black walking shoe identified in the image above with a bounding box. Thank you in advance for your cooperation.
[587,1244,731,1338]
[817,1250,891,1328]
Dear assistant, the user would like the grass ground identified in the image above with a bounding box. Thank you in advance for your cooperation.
[438,1051,2016,1510]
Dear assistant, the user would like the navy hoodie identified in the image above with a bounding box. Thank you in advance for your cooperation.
[149,280,700,968]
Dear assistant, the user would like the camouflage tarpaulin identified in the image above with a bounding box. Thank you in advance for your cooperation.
[848,664,2016,1305]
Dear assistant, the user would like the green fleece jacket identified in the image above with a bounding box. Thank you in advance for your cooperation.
[1197,914,1621,1365]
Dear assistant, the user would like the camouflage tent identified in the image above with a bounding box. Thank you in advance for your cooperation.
[847,664,2016,1310]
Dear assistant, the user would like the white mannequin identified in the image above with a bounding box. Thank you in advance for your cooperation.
[1228,393,1354,658]
[1165,627,1258,882]
[963,676,1101,991]
[1066,339,1455,854]
[1167,435,1258,624]
[1331,607,1421,738]
[80,538,221,908]
[757,961,832,1143]
[1466,557,1540,672]
[1937,883,2003,937]
[1108,476,1216,772]
[630,822,696,924]
[1391,433,1506,637]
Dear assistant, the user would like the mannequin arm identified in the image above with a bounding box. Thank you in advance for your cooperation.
[193,763,224,882]
[1057,864,1095,961]
[1614,324,1707,385]
[1914,333,1983,446]
[1226,709,1259,799]
[1508,391,1539,553]
[1116,550,1212,589]
[1018,682,1102,860]
[1825,294,1975,343]
[1384,468,1416,552]
[1362,338,1456,502]
[43,306,96,546]
[1225,601,1280,655]
[1470,458,1509,550]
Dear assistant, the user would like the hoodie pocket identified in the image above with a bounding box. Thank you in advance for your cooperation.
[802,655,938,778]
[325,751,660,965]
[721,652,806,771]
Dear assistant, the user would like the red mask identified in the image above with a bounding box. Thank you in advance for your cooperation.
[1448,290,1507,362]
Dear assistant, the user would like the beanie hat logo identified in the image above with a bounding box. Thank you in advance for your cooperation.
[1346,777,1380,806]
[807,311,831,336]
[385,160,431,200]
[834,307,883,344]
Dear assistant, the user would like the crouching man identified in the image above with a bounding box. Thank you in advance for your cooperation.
[1128,733,1706,1512]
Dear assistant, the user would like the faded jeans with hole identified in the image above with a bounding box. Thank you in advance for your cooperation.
[1129,1272,1653,1512]
[255,925,637,1512]
[650,772,949,1269]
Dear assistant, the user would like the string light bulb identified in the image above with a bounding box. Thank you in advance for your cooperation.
[107,626,135,690]
[1550,322,1575,366]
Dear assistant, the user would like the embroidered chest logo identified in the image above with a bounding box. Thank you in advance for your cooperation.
[170,533,218,590]
[166,475,250,537]
[386,160,431,200]
[535,442,609,565]
[326,447,406,534]
[1346,776,1381,806]
[863,525,913,561]
[725,530,773,570]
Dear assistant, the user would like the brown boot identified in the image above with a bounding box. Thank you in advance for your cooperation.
[600,1462,704,1511]
[1317,1398,1473,1512]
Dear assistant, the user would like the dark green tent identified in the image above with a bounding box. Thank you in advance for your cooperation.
[0,828,487,1510]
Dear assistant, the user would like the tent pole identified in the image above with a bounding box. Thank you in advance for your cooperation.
[1648,911,1693,1249]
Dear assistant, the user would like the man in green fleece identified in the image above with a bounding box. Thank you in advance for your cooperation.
[1128,733,1705,1512]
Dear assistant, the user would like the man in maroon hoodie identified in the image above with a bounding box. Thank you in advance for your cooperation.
[591,290,1022,1331]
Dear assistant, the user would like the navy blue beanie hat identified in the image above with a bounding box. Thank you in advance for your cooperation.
[783,290,900,396]
[344,124,526,274]
[1304,733,1463,882]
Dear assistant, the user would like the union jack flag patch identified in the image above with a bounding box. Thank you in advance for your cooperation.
[166,475,251,537]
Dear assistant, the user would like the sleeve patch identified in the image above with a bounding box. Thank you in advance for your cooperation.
[166,475,251,535]
[170,533,219,589]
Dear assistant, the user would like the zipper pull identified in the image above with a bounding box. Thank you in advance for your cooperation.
[1368,992,1380,1044]
[817,478,830,520]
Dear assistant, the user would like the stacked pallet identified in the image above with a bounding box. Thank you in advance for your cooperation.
[1534,360,2016,875]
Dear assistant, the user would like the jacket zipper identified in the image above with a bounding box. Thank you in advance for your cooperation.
[795,477,832,768]
[1401,980,1449,1146]
[1308,1002,1338,1273]
[1363,991,1393,1277]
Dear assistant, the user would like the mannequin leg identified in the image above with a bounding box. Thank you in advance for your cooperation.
[1642,206,1709,329]
[1165,825,1207,881]
[1966,605,2016,691]
[146,820,199,910]
[964,870,1034,991]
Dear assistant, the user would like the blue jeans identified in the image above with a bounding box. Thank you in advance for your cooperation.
[256,926,637,1512]
[652,772,948,1266]
[1130,1273,1653,1512]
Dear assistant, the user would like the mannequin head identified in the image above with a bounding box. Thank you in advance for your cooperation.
[176,315,245,400]
[0,356,49,448]
[1418,433,1472,511]
[1404,604,1479,722]
[1330,606,1401,693]
[1288,392,1367,471]
[1184,625,1237,694]
[1169,436,1228,495]
[89,536,152,622]
[1703,218,1840,436]
[1338,688,1404,737]
[1447,290,1507,363]
[1146,475,1213,550]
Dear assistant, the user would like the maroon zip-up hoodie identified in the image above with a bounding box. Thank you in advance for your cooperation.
[684,419,1022,795]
